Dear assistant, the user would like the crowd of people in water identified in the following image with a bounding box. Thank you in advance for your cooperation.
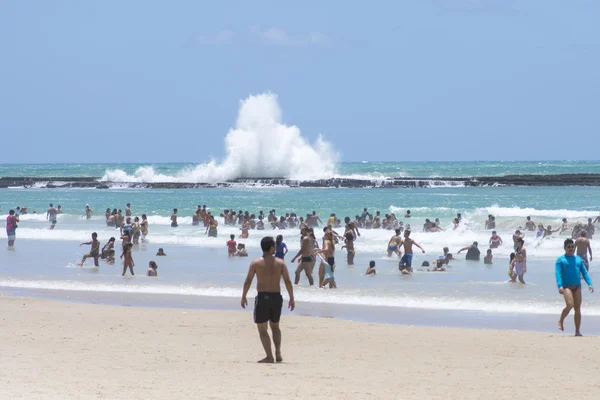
[4,203,597,285]
[4,202,597,335]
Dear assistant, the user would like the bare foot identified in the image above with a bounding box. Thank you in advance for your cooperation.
[257,357,274,363]
[558,320,564,331]
[575,332,583,337]
[276,352,283,363]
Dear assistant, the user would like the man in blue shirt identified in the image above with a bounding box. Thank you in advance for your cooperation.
[555,238,594,336]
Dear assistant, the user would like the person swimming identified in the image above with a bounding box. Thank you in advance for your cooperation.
[156,248,167,256]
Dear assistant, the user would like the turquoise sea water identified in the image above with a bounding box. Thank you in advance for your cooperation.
[1,161,600,334]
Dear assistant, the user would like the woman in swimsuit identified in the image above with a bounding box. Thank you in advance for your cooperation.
[510,238,527,283]
[206,215,218,237]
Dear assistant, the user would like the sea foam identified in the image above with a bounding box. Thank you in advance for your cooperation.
[102,93,338,183]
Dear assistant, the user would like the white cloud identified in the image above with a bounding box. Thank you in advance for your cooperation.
[251,26,331,46]
[196,27,330,47]
[196,30,235,45]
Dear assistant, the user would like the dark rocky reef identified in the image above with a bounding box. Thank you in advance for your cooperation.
[1,174,600,189]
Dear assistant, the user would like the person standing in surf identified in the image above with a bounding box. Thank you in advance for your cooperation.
[6,209,19,247]
[399,230,425,273]
[170,208,178,227]
[556,238,594,336]
[574,230,592,272]
[241,236,295,363]
[140,214,149,242]
[290,228,315,286]
[79,232,100,267]
[47,203,58,228]
[275,235,288,260]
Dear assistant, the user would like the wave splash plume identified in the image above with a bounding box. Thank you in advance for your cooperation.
[102,93,337,183]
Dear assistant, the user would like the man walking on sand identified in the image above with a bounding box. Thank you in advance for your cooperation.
[556,238,594,336]
[241,236,295,363]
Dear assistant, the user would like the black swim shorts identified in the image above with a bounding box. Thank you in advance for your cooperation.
[327,256,335,267]
[301,256,312,263]
[254,292,283,324]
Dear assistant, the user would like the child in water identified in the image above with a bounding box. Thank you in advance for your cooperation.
[156,248,167,256]
[147,261,158,277]
[121,242,135,276]
[365,260,376,275]
[235,243,248,257]
[484,249,493,264]
[508,252,516,279]
[226,234,237,257]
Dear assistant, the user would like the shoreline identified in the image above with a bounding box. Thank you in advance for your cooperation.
[3,286,600,336]
[1,296,599,399]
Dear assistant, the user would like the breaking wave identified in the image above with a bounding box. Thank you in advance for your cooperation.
[101,93,339,183]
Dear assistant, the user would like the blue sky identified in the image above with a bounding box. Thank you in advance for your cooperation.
[1,0,599,163]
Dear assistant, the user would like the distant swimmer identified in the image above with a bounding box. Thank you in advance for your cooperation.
[386,229,402,257]
[574,231,592,272]
[79,232,100,267]
[489,231,503,249]
[6,209,19,247]
[125,203,132,217]
[556,238,594,336]
[241,236,295,363]
[458,242,480,261]
[170,208,178,228]
[366,260,376,275]
[405,210,411,218]
[399,230,425,274]
[147,261,158,277]
[525,216,536,231]
[84,204,93,220]
[156,248,167,256]
[484,249,493,265]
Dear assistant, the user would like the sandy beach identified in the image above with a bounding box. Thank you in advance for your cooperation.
[0,296,598,400]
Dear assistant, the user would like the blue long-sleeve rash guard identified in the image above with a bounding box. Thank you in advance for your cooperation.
[555,254,593,289]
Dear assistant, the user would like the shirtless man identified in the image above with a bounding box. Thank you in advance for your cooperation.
[290,229,315,285]
[47,203,58,226]
[171,208,178,227]
[525,216,536,231]
[84,204,93,220]
[79,232,100,267]
[241,236,295,363]
[399,230,425,273]
[575,230,593,272]
[386,229,402,257]
[125,203,132,217]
